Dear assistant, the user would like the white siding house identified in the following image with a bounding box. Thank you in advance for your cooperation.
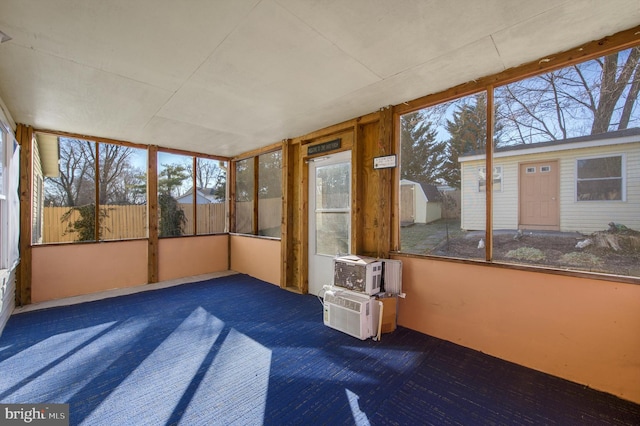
[459,129,640,233]
[176,187,219,204]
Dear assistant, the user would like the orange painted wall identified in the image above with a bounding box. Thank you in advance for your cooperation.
[393,254,640,404]
[158,235,229,282]
[32,240,148,303]
[230,235,281,285]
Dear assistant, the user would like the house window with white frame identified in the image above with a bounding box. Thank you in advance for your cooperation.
[576,155,623,201]
[478,166,502,192]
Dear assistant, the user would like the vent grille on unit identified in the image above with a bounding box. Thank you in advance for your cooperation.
[328,304,362,338]
[324,293,361,312]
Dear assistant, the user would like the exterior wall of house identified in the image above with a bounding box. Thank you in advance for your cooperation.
[460,162,491,230]
[394,254,640,404]
[559,142,640,233]
[460,141,640,233]
[31,141,43,244]
[230,235,281,286]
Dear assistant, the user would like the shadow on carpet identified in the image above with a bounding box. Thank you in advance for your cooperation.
[1,274,638,425]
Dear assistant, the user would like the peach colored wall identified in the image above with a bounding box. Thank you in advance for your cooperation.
[158,235,229,282]
[32,241,148,303]
[230,235,281,286]
[393,255,640,404]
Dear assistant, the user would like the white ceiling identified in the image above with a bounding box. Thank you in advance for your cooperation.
[0,1,639,157]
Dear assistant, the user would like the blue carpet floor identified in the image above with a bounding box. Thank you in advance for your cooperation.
[1,274,639,425]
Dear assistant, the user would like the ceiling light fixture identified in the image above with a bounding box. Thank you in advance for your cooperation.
[0,30,12,43]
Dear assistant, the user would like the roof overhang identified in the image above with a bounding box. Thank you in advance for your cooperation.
[35,133,60,177]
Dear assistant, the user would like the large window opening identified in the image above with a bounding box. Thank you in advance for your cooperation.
[234,149,282,238]
[37,135,148,244]
[33,134,229,244]
[399,45,640,279]
[258,151,282,238]
[399,92,487,261]
[158,151,228,238]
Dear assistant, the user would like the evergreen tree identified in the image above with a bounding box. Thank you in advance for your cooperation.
[158,193,186,237]
[400,111,447,184]
[158,163,189,236]
[442,94,501,188]
[158,163,189,198]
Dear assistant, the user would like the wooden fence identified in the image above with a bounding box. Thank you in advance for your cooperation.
[42,199,281,243]
[43,203,228,243]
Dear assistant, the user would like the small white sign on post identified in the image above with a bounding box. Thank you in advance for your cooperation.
[373,155,397,169]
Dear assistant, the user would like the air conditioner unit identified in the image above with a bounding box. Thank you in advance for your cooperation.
[333,255,382,295]
[323,289,380,340]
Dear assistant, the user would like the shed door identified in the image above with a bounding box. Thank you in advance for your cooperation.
[519,160,559,230]
[400,184,414,224]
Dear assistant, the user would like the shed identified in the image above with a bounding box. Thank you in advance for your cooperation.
[458,128,640,233]
[400,179,443,225]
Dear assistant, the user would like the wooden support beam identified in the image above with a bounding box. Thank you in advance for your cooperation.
[377,106,393,259]
[147,145,159,283]
[485,88,494,262]
[280,139,290,289]
[253,156,259,235]
[16,124,33,305]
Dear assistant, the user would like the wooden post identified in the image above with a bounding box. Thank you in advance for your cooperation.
[253,156,259,235]
[94,143,101,241]
[280,139,290,288]
[192,156,197,235]
[16,124,33,305]
[228,160,236,233]
[485,88,494,262]
[147,145,158,283]
[378,106,393,258]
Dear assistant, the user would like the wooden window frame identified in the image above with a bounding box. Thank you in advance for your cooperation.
[393,26,640,284]
[231,145,283,239]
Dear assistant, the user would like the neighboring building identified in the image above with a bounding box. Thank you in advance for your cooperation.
[400,179,443,225]
[32,133,60,244]
[176,187,220,204]
[458,128,640,233]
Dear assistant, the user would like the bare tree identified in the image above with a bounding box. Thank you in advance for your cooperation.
[185,158,227,201]
[45,138,94,206]
[496,46,640,144]
[44,138,145,207]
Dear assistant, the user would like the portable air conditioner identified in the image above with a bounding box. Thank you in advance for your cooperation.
[323,289,380,340]
[333,255,382,295]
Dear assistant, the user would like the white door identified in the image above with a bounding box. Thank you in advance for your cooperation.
[308,151,351,296]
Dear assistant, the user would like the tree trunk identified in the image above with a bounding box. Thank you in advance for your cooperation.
[592,48,640,134]
[618,63,640,130]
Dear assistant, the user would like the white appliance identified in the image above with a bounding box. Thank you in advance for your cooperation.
[333,255,382,295]
[323,288,380,340]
